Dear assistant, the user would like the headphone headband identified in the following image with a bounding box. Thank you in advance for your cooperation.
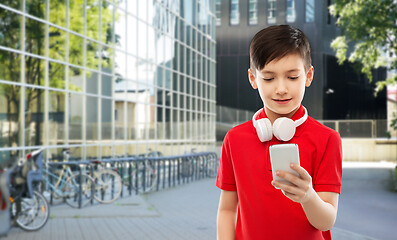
[293,107,308,127]
[253,107,308,128]
[252,107,308,142]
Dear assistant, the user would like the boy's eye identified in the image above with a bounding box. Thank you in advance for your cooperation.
[262,78,273,81]
[288,76,299,80]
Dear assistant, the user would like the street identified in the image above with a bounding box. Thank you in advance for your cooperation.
[334,162,397,240]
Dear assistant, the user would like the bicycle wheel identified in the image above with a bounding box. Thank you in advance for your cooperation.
[93,169,122,204]
[131,163,157,193]
[64,174,95,208]
[13,191,49,231]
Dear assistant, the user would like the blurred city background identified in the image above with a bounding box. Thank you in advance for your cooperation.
[0,0,395,162]
[0,0,396,239]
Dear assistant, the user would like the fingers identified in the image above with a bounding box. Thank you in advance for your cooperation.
[272,179,310,203]
[272,180,305,198]
[274,169,306,190]
[290,163,311,181]
[271,164,313,203]
[272,179,302,195]
[275,164,312,187]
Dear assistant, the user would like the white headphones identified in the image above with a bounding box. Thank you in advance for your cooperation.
[252,107,308,142]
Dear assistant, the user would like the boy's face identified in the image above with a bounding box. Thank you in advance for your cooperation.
[248,53,314,120]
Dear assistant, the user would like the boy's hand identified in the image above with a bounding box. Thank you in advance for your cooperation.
[271,163,315,203]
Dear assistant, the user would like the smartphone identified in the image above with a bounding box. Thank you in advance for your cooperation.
[269,144,300,186]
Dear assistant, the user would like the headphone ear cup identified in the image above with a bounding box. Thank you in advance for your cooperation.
[272,118,282,140]
[255,118,273,142]
[273,117,296,141]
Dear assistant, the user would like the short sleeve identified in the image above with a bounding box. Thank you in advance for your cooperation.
[313,131,343,194]
[216,132,237,191]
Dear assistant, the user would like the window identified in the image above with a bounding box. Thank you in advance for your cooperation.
[267,0,276,24]
[305,0,315,23]
[327,0,332,24]
[230,0,239,25]
[286,0,296,23]
[248,0,258,25]
[0,0,216,156]
[216,0,221,26]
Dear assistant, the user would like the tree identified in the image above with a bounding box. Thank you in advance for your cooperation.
[329,0,397,132]
[0,0,116,148]
[329,0,397,91]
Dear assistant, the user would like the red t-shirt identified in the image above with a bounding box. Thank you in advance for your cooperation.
[216,105,342,240]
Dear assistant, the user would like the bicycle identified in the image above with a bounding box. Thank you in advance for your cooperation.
[8,149,50,231]
[55,149,122,204]
[131,158,157,193]
[205,153,219,178]
[41,163,94,208]
[180,150,218,179]
[85,160,122,204]
[181,149,197,178]
[118,152,158,194]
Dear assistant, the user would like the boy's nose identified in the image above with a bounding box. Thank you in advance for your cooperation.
[275,80,288,95]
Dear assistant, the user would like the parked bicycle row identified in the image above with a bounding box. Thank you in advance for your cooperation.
[44,151,219,207]
[0,149,219,235]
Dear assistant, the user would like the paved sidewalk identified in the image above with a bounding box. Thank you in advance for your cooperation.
[3,178,219,240]
[2,162,396,240]
[334,161,397,240]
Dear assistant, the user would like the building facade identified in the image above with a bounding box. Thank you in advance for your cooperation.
[0,0,217,161]
[215,0,386,121]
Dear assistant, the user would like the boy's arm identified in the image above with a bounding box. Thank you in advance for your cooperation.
[272,164,339,231]
[217,190,238,240]
[301,191,339,231]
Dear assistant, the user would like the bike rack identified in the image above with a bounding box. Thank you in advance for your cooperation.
[44,152,219,208]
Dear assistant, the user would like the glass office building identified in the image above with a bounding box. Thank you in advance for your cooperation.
[215,0,386,125]
[0,0,216,161]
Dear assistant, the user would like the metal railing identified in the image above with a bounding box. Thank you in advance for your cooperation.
[216,106,389,139]
[45,152,219,208]
[319,119,388,138]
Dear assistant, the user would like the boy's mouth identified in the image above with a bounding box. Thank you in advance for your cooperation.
[273,98,291,104]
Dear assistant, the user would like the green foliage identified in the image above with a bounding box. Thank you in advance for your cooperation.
[391,113,397,131]
[330,36,347,64]
[329,0,397,91]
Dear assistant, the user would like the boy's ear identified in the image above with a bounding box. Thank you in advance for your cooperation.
[305,66,314,87]
[248,69,258,89]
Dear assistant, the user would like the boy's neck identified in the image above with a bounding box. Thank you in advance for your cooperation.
[264,106,300,124]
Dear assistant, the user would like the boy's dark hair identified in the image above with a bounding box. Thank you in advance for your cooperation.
[249,25,311,73]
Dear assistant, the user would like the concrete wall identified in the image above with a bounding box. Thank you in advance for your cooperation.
[215,139,397,162]
[387,99,397,137]
[342,139,397,162]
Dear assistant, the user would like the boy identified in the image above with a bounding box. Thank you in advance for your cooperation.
[216,25,342,240]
